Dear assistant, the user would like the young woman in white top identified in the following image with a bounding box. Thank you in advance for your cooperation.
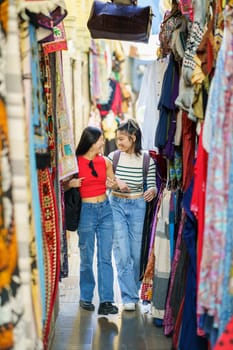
[107,119,157,311]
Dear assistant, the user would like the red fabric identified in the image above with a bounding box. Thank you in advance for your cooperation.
[111,81,122,116]
[38,168,60,350]
[213,316,233,350]
[182,111,196,192]
[190,124,208,291]
[78,155,107,198]
[172,297,185,350]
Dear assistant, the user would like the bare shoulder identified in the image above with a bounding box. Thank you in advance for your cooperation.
[103,156,111,167]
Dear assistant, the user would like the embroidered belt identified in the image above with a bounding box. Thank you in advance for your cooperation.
[112,192,143,199]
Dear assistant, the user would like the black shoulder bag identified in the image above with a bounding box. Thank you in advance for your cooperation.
[64,177,82,231]
[87,0,153,43]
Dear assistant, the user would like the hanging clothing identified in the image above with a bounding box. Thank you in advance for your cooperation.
[181,111,196,192]
[178,180,208,350]
[190,125,208,293]
[6,3,44,349]
[164,212,188,336]
[154,53,179,159]
[137,59,168,150]
[198,13,233,333]
[55,51,78,180]
[151,189,171,320]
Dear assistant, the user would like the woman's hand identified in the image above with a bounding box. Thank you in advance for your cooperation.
[106,177,130,192]
[143,188,157,202]
[68,177,85,189]
[106,177,118,190]
[115,178,130,192]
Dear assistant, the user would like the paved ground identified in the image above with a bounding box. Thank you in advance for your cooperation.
[51,231,172,350]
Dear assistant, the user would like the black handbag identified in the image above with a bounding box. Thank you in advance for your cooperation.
[64,187,82,231]
[87,0,153,43]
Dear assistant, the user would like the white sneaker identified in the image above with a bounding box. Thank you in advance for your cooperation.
[123,303,136,311]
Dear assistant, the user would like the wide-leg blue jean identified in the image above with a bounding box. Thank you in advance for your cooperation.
[78,198,114,303]
[109,195,146,304]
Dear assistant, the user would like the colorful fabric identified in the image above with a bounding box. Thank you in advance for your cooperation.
[55,51,78,180]
[198,11,233,328]
[164,211,186,335]
[151,189,171,320]
[182,0,208,84]
[0,2,23,349]
[42,21,67,54]
[38,168,60,349]
[25,22,45,339]
[29,24,48,152]
[6,2,43,348]
[140,188,163,300]
[41,53,56,179]
[0,103,16,350]
[213,316,233,350]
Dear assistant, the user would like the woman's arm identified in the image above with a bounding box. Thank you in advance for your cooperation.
[105,157,119,190]
[143,158,157,202]
[105,156,130,192]
[63,176,85,191]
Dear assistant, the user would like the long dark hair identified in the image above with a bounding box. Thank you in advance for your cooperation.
[117,119,142,156]
[76,126,102,156]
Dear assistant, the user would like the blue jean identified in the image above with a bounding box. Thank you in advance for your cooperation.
[78,198,114,303]
[109,195,146,303]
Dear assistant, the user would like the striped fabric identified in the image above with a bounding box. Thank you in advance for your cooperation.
[108,151,156,194]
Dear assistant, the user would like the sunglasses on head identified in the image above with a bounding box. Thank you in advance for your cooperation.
[127,119,139,132]
[88,160,98,177]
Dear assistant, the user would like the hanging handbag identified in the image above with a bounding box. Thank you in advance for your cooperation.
[87,0,153,43]
[64,186,82,231]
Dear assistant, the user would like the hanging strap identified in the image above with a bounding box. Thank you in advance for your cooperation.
[112,150,121,173]
[112,150,150,191]
[111,0,137,5]
[142,151,150,191]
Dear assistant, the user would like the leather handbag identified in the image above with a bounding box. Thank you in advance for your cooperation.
[87,0,153,43]
[64,187,82,231]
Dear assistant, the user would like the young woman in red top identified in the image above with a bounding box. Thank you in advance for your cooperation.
[67,126,118,315]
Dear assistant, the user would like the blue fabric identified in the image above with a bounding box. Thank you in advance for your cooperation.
[169,192,175,261]
[155,54,179,150]
[78,199,115,303]
[179,180,208,350]
[130,57,154,93]
[110,195,146,303]
[200,314,218,347]
[219,149,233,335]
[29,24,46,322]
[138,0,163,34]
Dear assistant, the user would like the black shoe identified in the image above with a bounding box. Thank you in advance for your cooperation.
[98,302,118,315]
[79,300,95,311]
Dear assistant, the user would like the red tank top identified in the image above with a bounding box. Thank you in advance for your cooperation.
[78,155,107,198]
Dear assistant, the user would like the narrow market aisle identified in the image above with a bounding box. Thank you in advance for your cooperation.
[51,232,172,350]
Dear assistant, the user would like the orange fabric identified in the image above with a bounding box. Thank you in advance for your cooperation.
[0,326,14,350]
[0,0,8,34]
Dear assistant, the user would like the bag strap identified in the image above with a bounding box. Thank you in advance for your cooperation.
[112,150,150,191]
[112,150,121,173]
[142,151,150,191]
[111,0,137,5]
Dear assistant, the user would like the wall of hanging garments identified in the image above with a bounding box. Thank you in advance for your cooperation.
[138,0,233,349]
[0,1,77,349]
